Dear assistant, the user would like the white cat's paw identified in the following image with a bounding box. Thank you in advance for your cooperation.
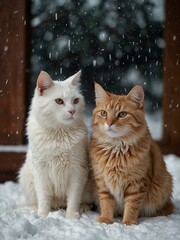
[65,211,80,219]
[38,209,49,217]
[25,205,38,212]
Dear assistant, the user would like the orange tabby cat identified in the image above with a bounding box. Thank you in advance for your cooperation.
[89,82,174,225]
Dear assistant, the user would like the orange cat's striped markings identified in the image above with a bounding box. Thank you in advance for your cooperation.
[90,82,174,225]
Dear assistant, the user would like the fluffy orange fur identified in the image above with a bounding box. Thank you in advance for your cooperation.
[89,82,174,225]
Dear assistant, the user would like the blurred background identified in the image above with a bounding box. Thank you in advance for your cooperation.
[31,0,164,114]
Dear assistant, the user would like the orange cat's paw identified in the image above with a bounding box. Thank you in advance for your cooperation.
[96,217,114,224]
[122,220,137,225]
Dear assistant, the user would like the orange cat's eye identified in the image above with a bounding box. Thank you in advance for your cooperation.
[118,111,127,118]
[100,110,107,117]
[73,98,79,104]
[55,98,64,105]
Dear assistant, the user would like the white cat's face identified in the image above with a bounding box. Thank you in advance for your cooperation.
[31,71,85,128]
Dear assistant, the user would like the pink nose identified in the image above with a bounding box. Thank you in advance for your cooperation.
[68,109,75,115]
[107,121,113,127]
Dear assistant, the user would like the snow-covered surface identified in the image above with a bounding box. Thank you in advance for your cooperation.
[145,110,163,140]
[0,155,180,240]
[0,145,27,153]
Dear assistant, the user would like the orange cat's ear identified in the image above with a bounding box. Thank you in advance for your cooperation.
[37,71,54,96]
[94,82,109,104]
[66,70,81,87]
[127,84,144,108]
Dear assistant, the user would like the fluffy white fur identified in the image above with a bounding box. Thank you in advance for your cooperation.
[18,70,91,218]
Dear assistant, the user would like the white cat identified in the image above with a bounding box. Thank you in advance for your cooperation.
[18,70,91,218]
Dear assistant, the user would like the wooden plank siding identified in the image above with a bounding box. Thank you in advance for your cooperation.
[0,0,180,183]
[162,0,180,155]
[0,152,25,182]
[0,1,29,145]
[0,1,30,182]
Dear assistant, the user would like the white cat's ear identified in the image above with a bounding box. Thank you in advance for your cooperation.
[94,82,109,104]
[127,84,144,108]
[66,70,81,87]
[37,71,54,95]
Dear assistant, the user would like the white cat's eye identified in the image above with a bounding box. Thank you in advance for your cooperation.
[55,98,64,105]
[100,110,107,117]
[118,111,127,118]
[73,98,79,104]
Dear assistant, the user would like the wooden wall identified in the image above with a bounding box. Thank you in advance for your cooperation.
[0,1,28,144]
[162,0,180,155]
[0,1,30,182]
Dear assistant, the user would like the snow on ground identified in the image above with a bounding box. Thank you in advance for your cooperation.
[0,112,180,240]
[0,155,180,240]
